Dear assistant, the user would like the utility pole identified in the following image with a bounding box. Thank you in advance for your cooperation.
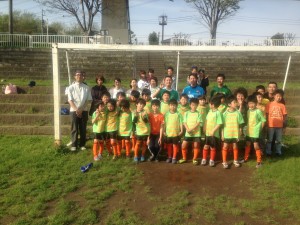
[9,0,13,34]
[159,14,167,45]
[41,9,45,35]
[126,0,131,44]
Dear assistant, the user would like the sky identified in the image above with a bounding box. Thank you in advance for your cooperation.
[0,0,299,43]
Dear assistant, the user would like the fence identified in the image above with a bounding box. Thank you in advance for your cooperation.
[0,34,300,48]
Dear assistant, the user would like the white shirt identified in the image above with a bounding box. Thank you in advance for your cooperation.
[109,87,126,99]
[137,79,149,90]
[67,82,92,112]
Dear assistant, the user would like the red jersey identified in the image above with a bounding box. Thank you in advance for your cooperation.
[149,112,164,135]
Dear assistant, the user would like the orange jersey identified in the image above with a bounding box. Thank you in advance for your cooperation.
[265,101,287,128]
[149,113,164,135]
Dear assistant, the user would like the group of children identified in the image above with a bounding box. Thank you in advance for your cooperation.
[91,80,287,169]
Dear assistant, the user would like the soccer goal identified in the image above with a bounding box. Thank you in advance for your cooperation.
[52,43,300,145]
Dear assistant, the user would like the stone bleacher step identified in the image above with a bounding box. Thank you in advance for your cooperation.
[0,125,69,135]
[0,103,69,114]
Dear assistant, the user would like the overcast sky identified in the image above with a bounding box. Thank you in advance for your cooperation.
[0,0,299,43]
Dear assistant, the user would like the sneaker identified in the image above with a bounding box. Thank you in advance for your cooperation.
[66,141,72,147]
[140,156,145,162]
[239,159,247,164]
[166,158,172,163]
[97,154,102,160]
[201,159,207,166]
[133,157,139,163]
[80,146,87,151]
[70,147,77,151]
[155,158,159,162]
[192,159,199,166]
[233,160,240,168]
[172,158,177,164]
[209,160,215,167]
[256,162,262,168]
[94,156,100,161]
[222,162,229,169]
[178,159,187,164]
[148,155,155,161]
[112,155,117,160]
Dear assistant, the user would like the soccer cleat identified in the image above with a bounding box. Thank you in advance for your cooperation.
[133,157,139,163]
[94,156,100,161]
[192,159,199,166]
[80,146,87,151]
[256,162,262,168]
[172,158,177,164]
[166,158,172,163]
[233,160,240,168]
[222,162,229,169]
[209,160,215,167]
[178,159,187,164]
[148,155,155,162]
[97,154,102,160]
[239,159,247,164]
[201,159,207,166]
[66,141,72,147]
[112,155,117,160]
[70,147,77,151]
[140,156,145,162]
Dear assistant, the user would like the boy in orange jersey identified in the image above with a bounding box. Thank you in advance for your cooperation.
[164,99,183,164]
[201,96,223,167]
[177,94,190,116]
[265,89,287,157]
[160,90,170,115]
[91,100,107,161]
[133,98,150,163]
[240,95,266,168]
[179,98,203,165]
[148,99,164,162]
[117,99,134,158]
[221,95,244,169]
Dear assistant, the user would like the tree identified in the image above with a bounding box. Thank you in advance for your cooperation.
[148,31,159,45]
[185,0,242,40]
[270,32,296,46]
[35,0,102,36]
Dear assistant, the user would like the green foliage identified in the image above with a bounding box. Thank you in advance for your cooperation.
[148,31,159,45]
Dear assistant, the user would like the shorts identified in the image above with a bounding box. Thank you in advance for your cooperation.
[117,135,131,141]
[106,131,118,139]
[246,136,260,143]
[224,138,238,144]
[183,137,201,143]
[165,136,181,144]
[205,136,220,148]
[136,135,149,141]
[94,132,105,140]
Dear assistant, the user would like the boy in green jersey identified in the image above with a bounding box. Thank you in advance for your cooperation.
[133,98,150,163]
[177,94,190,116]
[142,88,152,114]
[160,90,170,115]
[106,99,119,160]
[216,93,227,114]
[221,95,244,169]
[179,98,203,165]
[197,95,209,140]
[241,95,266,168]
[117,99,134,158]
[129,90,140,113]
[91,100,107,161]
[202,96,223,167]
[164,99,183,164]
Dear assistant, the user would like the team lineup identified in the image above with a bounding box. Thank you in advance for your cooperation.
[67,67,287,169]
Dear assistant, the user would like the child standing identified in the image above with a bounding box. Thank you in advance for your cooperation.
[164,99,183,164]
[216,93,227,114]
[149,77,161,99]
[91,101,107,161]
[160,90,170,115]
[148,99,164,161]
[129,90,140,113]
[177,94,190,116]
[265,89,287,156]
[105,99,119,160]
[117,99,133,158]
[142,88,152,114]
[133,99,150,163]
[241,95,266,168]
[202,96,223,167]
[179,98,203,165]
[221,95,244,169]
[197,95,209,140]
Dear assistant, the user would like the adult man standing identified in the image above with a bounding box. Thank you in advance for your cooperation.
[158,75,179,101]
[67,70,92,151]
[182,73,205,99]
[210,73,232,98]
[167,66,177,90]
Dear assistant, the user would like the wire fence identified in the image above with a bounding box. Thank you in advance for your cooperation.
[1,34,300,48]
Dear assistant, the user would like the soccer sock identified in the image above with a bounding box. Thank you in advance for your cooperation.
[131,136,136,151]
[193,148,199,160]
[256,149,262,163]
[202,148,208,160]
[122,139,125,149]
[134,140,142,157]
[182,147,187,160]
[222,148,227,162]
[111,141,117,156]
[106,139,112,154]
[117,141,122,156]
[233,148,239,161]
[125,141,131,157]
[173,144,179,159]
[210,148,216,161]
[141,141,147,157]
[99,141,104,155]
[167,144,173,158]
[93,141,99,157]
[244,145,251,161]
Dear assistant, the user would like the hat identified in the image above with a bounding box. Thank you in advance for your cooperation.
[28,81,36,87]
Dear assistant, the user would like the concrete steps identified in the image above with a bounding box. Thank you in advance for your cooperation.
[0,125,69,135]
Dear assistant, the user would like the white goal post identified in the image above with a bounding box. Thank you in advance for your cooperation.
[52,43,300,145]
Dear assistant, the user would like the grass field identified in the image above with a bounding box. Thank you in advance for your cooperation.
[0,135,299,225]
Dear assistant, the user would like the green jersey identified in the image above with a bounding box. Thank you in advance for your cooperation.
[197,105,209,122]
[118,111,133,136]
[135,110,150,136]
[177,103,190,116]
[183,111,202,137]
[106,110,119,132]
[158,89,179,101]
[160,101,169,115]
[92,111,107,133]
[210,85,232,98]
[205,109,223,138]
[218,103,227,114]
[164,111,182,137]
[144,101,152,114]
[223,110,244,139]
[247,109,266,138]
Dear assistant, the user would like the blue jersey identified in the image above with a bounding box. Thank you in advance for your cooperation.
[182,85,205,99]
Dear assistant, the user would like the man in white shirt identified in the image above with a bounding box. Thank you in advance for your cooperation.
[137,70,149,90]
[67,70,92,151]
